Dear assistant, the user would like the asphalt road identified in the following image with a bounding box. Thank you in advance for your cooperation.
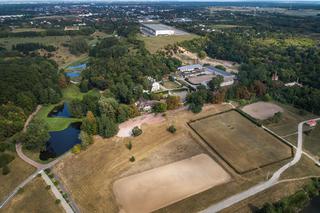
[201,118,320,213]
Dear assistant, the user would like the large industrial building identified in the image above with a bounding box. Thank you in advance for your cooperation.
[140,23,188,36]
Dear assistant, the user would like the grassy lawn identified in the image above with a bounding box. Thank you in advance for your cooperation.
[303,126,320,157]
[0,153,36,202]
[0,176,64,213]
[162,81,181,90]
[34,85,99,131]
[138,34,198,54]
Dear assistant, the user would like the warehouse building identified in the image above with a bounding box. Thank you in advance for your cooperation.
[140,23,175,36]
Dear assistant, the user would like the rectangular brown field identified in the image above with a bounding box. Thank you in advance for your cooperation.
[113,154,230,213]
[189,110,293,174]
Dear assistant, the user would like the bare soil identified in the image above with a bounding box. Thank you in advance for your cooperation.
[113,154,230,213]
[242,101,284,120]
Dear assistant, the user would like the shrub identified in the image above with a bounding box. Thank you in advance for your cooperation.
[55,199,61,204]
[0,153,15,168]
[45,185,51,190]
[132,126,142,137]
[44,168,51,174]
[2,165,10,175]
[262,93,272,102]
[48,173,54,179]
[125,141,132,150]
[53,180,59,186]
[18,187,24,194]
[71,144,81,154]
[152,102,167,113]
[167,125,177,134]
[129,156,135,162]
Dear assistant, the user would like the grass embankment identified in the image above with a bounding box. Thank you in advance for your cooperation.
[0,176,64,213]
[0,154,36,202]
[35,85,99,132]
[138,34,198,54]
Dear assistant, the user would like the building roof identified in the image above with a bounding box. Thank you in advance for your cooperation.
[141,23,174,31]
[178,64,202,71]
[206,66,235,77]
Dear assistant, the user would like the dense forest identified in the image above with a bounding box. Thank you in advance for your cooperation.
[0,57,61,141]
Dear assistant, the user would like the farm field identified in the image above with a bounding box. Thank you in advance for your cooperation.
[0,177,64,213]
[114,154,230,213]
[138,34,198,53]
[0,154,35,202]
[189,110,293,173]
[53,104,235,212]
[264,102,317,140]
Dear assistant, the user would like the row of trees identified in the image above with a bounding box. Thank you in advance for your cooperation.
[13,42,56,54]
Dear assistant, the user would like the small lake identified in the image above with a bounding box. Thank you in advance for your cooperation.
[48,102,71,118]
[40,122,81,160]
[301,196,320,213]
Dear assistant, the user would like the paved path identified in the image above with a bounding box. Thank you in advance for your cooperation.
[201,118,320,213]
[41,171,74,213]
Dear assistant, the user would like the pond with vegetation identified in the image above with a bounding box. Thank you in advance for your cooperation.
[40,103,81,160]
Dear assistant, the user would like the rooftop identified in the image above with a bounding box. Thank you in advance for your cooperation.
[141,23,175,31]
[206,66,235,77]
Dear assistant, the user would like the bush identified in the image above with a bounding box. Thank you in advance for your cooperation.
[167,125,177,133]
[125,141,132,150]
[129,156,135,162]
[0,153,15,168]
[152,102,167,113]
[45,185,51,190]
[132,126,142,137]
[262,93,272,102]
[2,165,10,175]
[55,199,61,204]
[18,187,24,194]
[71,144,81,154]
[53,180,59,186]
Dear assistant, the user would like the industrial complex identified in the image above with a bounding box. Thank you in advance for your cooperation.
[140,23,189,36]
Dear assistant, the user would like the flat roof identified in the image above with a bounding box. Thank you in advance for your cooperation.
[206,66,235,77]
[141,23,175,31]
[178,64,202,71]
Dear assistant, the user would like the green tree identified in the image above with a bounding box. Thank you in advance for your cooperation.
[208,76,224,91]
[97,115,119,138]
[166,96,181,110]
[81,111,97,135]
[198,50,207,59]
[152,102,167,113]
[22,119,50,151]
[80,131,93,149]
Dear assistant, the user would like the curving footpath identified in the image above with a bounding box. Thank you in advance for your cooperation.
[201,118,320,213]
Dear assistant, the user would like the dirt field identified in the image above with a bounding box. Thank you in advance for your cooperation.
[0,177,63,213]
[173,47,239,73]
[0,154,35,201]
[113,154,230,213]
[187,74,214,85]
[242,101,284,120]
[53,104,234,212]
[138,34,198,54]
[189,110,293,173]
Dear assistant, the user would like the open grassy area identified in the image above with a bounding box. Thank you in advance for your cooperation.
[138,34,198,54]
[0,153,36,202]
[255,37,317,48]
[303,126,320,157]
[0,176,64,213]
[34,85,99,131]
[162,80,181,90]
[189,110,293,174]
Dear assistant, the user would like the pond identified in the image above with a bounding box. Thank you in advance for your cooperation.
[65,72,81,78]
[40,122,81,160]
[301,195,320,213]
[65,63,86,79]
[48,102,71,118]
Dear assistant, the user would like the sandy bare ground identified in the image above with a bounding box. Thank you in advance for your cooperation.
[174,47,239,73]
[242,102,284,120]
[113,154,231,213]
[117,113,165,137]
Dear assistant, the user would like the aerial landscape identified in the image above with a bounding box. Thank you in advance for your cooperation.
[0,0,320,213]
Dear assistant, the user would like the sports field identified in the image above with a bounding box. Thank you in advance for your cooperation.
[189,110,293,174]
[113,154,230,213]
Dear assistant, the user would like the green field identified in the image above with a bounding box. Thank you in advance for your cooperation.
[35,85,99,131]
[255,37,317,48]
[189,110,293,174]
[138,34,198,54]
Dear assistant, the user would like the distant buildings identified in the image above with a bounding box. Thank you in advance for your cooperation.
[178,64,235,88]
[64,26,80,31]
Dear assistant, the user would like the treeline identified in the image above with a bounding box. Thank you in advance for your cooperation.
[0,27,95,38]
[257,178,320,213]
[13,42,56,54]
[0,57,62,141]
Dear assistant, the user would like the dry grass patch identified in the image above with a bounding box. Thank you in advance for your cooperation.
[242,101,283,120]
[189,110,293,174]
[53,104,233,212]
[0,154,35,201]
[0,177,63,213]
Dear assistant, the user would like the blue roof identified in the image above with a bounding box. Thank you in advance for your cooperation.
[206,66,234,77]
[67,63,86,70]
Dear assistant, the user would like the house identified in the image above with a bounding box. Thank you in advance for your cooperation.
[206,66,235,87]
[178,64,202,72]
[307,120,317,128]
[151,82,161,92]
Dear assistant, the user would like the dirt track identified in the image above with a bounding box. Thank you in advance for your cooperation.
[113,154,231,213]
[242,102,284,120]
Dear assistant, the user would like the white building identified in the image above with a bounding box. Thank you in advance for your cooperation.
[178,64,203,72]
[151,82,161,92]
[140,23,175,36]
